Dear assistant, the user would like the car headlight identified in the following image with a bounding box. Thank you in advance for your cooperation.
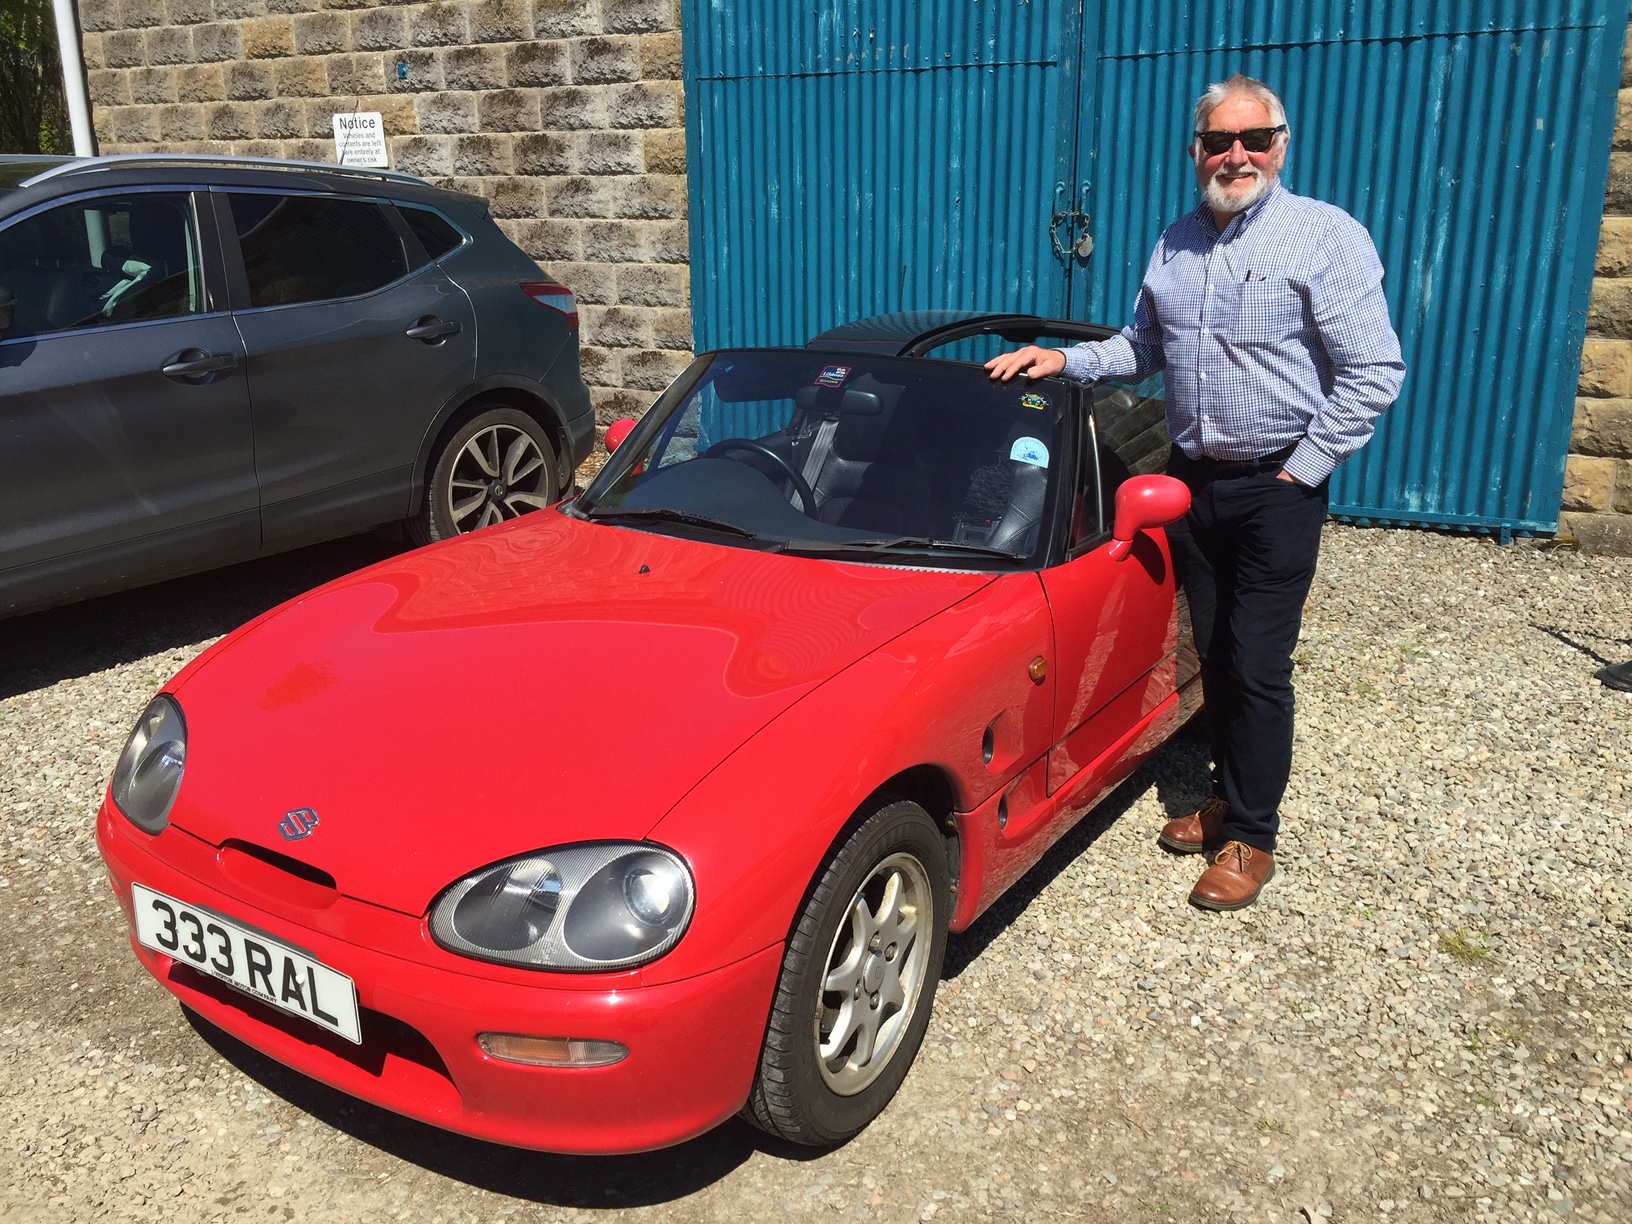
[110,695,187,834]
[430,843,695,971]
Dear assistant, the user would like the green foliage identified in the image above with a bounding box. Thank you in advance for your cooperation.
[0,0,71,155]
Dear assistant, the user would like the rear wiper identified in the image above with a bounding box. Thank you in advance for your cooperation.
[777,536,1019,560]
[583,505,760,540]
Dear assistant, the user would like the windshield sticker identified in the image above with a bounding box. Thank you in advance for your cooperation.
[1010,437,1049,467]
[814,365,852,388]
[1019,392,1048,411]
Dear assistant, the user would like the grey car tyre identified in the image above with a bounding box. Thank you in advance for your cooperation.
[409,405,559,545]
[743,796,950,1147]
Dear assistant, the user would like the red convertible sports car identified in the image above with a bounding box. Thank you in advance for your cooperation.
[98,312,1199,1154]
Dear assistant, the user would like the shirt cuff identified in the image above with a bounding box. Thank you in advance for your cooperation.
[1059,343,1102,384]
[1283,439,1338,487]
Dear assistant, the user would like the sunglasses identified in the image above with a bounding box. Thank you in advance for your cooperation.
[1193,125,1287,155]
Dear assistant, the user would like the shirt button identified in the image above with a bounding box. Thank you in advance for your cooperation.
[1200,327,1209,335]
[1199,372,1207,381]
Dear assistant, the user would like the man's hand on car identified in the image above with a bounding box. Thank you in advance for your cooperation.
[985,346,1066,382]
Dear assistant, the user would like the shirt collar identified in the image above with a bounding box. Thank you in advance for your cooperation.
[1197,180,1285,240]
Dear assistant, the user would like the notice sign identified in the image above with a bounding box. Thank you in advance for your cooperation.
[332,112,388,168]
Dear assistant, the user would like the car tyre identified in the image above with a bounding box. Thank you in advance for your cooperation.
[743,796,950,1146]
[408,405,559,545]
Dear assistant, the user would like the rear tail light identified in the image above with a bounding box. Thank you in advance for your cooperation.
[521,281,578,330]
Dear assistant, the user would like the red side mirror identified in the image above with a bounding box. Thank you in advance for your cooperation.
[1108,474,1191,561]
[604,419,636,454]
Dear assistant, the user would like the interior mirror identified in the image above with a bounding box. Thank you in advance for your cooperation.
[1108,475,1190,561]
[604,419,636,454]
[0,284,15,337]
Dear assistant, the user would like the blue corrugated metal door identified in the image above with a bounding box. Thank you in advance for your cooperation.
[1081,1,1629,536]
[681,1,1096,351]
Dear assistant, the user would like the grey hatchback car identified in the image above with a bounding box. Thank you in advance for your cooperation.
[0,153,594,617]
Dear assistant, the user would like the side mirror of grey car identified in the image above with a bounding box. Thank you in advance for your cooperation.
[0,285,15,337]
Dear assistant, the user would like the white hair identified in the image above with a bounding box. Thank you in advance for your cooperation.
[1192,73,1289,135]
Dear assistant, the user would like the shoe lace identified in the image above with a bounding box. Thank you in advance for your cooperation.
[1199,796,1229,821]
[1212,840,1253,869]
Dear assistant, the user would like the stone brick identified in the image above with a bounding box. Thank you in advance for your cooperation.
[583,305,649,347]
[158,102,206,140]
[1616,89,1632,151]
[572,35,639,83]
[1589,278,1632,339]
[415,91,477,133]
[609,81,679,128]
[640,30,681,79]
[547,175,610,217]
[445,45,506,91]
[591,387,652,424]
[583,220,645,262]
[471,0,532,42]
[104,30,147,68]
[88,69,132,106]
[533,0,597,38]
[411,2,468,47]
[578,346,619,385]
[1598,218,1632,278]
[206,101,254,139]
[226,60,274,99]
[1618,460,1632,514]
[292,11,349,54]
[81,0,122,32]
[1580,340,1632,398]
[111,106,160,143]
[448,176,497,202]
[233,139,282,157]
[622,347,691,390]
[553,261,612,303]
[176,63,226,101]
[507,41,568,87]
[145,25,194,64]
[214,0,265,15]
[1560,510,1632,554]
[650,306,692,349]
[514,132,573,174]
[510,218,582,260]
[193,22,243,61]
[387,49,444,93]
[371,93,417,133]
[255,99,306,138]
[243,15,295,58]
[452,134,513,175]
[477,89,540,132]
[326,54,384,95]
[649,219,688,263]
[273,55,328,96]
[491,176,546,218]
[286,138,331,160]
[642,126,684,174]
[120,0,168,27]
[602,0,672,33]
[391,134,453,176]
[540,86,608,130]
[129,67,177,104]
[168,0,214,21]
[610,174,684,219]
[615,262,686,307]
[93,112,119,144]
[1563,455,1617,512]
[351,8,406,50]
[1572,399,1632,457]
[1607,151,1632,216]
[80,33,106,71]
[304,95,353,134]
[267,0,322,13]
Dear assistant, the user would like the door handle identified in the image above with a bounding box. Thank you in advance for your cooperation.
[405,317,461,342]
[161,350,238,379]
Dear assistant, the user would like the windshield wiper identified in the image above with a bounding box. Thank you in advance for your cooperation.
[776,536,1020,561]
[583,505,760,540]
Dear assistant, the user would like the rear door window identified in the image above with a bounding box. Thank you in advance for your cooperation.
[398,206,464,261]
[227,194,409,307]
[0,192,203,338]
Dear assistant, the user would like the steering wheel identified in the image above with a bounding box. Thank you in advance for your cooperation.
[699,439,817,513]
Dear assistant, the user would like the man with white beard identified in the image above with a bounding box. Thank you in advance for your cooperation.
[988,73,1404,911]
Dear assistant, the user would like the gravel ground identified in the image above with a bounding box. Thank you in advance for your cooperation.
[1,523,1629,1224]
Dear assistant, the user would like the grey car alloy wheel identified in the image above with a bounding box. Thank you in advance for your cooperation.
[413,406,559,544]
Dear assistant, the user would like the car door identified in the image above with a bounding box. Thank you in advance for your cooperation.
[0,188,257,614]
[216,190,476,550]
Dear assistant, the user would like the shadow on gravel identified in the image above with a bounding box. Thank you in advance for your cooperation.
[0,531,412,700]
[184,1009,819,1208]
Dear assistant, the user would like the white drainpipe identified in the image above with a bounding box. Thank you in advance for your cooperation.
[52,0,96,157]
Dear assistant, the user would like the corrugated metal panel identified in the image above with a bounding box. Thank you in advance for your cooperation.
[683,0,1085,352]
[1085,0,1629,534]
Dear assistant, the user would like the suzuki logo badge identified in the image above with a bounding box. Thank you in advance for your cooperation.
[278,807,320,840]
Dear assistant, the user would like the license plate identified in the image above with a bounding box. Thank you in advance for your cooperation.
[131,883,361,1044]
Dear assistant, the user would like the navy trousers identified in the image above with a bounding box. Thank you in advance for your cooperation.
[1164,449,1329,852]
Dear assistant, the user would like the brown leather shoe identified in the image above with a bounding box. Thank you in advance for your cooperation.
[1189,841,1276,911]
[1158,796,1228,855]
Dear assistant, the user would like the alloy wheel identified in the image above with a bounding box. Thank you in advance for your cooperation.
[447,422,554,532]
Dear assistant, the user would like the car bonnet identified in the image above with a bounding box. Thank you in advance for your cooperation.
[163,509,992,916]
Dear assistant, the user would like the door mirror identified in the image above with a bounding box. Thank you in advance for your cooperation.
[604,418,636,454]
[1107,475,1190,561]
[0,284,14,337]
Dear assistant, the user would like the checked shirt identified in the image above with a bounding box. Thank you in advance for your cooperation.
[1060,183,1406,487]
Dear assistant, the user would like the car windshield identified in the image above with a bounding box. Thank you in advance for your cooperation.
[576,350,1068,567]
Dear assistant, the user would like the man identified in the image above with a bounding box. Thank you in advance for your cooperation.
[987,73,1405,911]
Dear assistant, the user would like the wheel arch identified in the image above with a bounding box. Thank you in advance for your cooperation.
[413,376,573,502]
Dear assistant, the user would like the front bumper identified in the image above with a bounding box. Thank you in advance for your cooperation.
[97,801,780,1154]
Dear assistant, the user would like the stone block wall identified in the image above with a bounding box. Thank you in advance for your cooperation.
[1569,22,1632,554]
[76,0,694,428]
